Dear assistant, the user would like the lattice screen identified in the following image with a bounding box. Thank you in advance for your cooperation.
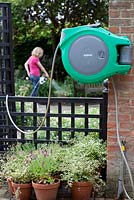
[0,3,15,95]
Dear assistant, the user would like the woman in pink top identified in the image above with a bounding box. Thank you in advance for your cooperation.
[24,47,49,96]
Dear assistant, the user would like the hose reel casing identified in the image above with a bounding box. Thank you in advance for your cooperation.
[59,25,132,83]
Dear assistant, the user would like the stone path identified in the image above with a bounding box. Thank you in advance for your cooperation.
[0,185,109,200]
[0,186,12,200]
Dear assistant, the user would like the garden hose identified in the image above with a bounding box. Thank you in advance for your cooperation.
[6,43,60,135]
[112,77,134,199]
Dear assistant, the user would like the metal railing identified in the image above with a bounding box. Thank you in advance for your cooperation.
[0,86,108,152]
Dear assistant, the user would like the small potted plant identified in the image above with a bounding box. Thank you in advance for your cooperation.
[59,134,106,200]
[29,143,61,200]
[1,143,35,200]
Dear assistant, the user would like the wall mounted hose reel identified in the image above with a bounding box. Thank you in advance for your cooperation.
[59,24,132,83]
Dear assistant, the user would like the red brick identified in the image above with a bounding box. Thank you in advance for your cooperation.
[121,27,134,33]
[109,10,120,18]
[107,154,117,160]
[109,19,131,26]
[120,122,131,129]
[109,2,132,9]
[118,107,130,113]
[108,114,116,121]
[116,75,134,82]
[122,11,134,18]
[118,114,130,121]
[107,145,120,152]
[107,137,117,144]
[109,26,119,34]
[118,130,131,137]
[107,130,116,137]
[130,123,134,129]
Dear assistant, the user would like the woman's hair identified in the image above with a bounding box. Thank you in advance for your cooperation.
[31,47,44,58]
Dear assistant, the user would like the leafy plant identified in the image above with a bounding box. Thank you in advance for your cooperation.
[28,143,62,184]
[1,143,35,184]
[59,134,106,190]
[15,78,32,96]
[1,133,106,193]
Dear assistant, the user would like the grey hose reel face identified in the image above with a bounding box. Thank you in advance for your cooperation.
[69,35,109,75]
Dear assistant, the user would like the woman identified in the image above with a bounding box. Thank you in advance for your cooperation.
[24,47,49,96]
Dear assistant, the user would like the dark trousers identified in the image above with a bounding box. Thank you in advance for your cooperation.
[30,75,40,96]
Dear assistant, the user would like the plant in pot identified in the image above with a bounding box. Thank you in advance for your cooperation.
[59,134,107,200]
[1,143,35,200]
[28,143,62,200]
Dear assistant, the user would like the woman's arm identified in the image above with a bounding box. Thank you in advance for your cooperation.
[24,59,30,77]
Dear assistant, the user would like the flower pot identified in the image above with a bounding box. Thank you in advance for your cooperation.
[12,182,32,200]
[71,181,93,200]
[7,177,14,195]
[32,179,60,200]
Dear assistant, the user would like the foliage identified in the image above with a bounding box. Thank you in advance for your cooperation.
[15,79,32,96]
[15,73,74,97]
[15,72,103,97]
[1,133,106,192]
[1,143,36,184]
[59,134,106,189]
[28,144,62,184]
[0,161,3,188]
[38,78,55,97]
[3,0,108,46]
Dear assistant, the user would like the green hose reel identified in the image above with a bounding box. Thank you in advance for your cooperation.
[59,24,132,83]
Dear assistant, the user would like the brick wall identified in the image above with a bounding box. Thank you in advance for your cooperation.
[107,0,134,198]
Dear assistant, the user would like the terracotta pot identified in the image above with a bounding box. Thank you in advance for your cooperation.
[12,182,32,200]
[71,181,93,200]
[32,179,60,200]
[7,177,14,195]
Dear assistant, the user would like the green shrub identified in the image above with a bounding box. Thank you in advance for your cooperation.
[59,134,106,190]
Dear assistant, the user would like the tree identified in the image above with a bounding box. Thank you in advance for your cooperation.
[25,0,108,51]
[2,0,108,50]
[1,0,108,81]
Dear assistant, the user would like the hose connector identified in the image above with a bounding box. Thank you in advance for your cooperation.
[121,141,126,152]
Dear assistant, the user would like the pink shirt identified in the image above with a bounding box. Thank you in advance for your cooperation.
[28,56,40,76]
